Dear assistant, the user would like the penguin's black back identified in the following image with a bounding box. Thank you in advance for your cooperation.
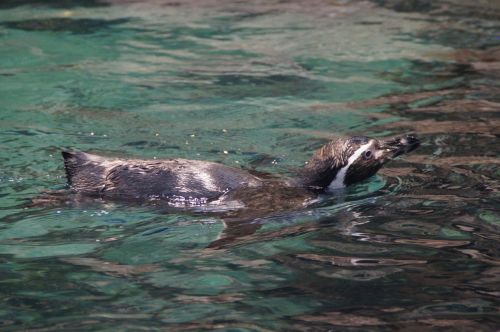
[62,151,263,202]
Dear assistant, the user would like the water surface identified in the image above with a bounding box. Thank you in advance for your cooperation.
[0,0,499,330]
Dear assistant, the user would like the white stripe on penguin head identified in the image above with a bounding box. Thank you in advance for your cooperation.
[328,141,372,191]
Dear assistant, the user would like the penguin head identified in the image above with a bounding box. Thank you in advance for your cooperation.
[302,134,420,191]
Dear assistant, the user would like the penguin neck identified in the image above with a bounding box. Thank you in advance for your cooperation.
[297,159,343,192]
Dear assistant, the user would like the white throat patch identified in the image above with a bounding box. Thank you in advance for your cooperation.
[328,141,372,191]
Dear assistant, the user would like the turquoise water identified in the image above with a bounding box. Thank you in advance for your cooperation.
[1,0,499,330]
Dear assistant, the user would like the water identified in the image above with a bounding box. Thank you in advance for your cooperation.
[0,0,499,330]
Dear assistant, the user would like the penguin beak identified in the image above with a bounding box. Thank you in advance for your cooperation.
[378,134,420,161]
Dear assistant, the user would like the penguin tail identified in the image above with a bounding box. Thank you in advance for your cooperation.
[62,150,85,185]
[61,150,106,193]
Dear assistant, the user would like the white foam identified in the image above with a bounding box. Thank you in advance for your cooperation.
[328,141,372,191]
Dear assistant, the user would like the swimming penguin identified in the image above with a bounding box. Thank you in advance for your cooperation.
[61,134,420,206]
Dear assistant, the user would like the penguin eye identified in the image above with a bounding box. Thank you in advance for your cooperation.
[363,150,373,160]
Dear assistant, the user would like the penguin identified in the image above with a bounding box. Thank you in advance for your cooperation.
[61,134,420,206]
[34,134,420,249]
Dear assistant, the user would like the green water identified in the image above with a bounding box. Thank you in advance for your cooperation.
[1,0,499,330]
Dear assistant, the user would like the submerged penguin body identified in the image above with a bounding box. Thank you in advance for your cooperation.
[61,134,420,206]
